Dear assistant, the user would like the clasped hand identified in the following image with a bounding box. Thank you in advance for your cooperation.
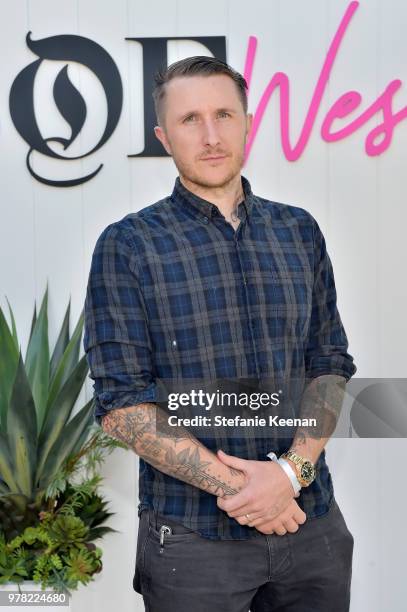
[216,449,307,535]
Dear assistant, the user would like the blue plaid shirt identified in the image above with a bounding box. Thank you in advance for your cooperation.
[83,174,356,539]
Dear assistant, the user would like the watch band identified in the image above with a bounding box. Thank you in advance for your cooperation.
[280,450,316,487]
[266,451,301,494]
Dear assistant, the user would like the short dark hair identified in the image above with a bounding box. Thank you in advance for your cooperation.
[152,55,248,127]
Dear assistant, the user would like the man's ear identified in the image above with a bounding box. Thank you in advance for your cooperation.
[154,125,172,155]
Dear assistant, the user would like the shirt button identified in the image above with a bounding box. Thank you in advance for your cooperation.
[202,216,209,224]
[243,276,247,285]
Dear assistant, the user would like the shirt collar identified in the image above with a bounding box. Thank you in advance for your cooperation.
[171,174,255,223]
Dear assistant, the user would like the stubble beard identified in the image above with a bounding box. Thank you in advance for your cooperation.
[173,145,246,191]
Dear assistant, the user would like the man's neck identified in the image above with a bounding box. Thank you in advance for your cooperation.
[179,173,245,225]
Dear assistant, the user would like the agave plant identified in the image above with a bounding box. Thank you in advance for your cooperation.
[0,284,96,538]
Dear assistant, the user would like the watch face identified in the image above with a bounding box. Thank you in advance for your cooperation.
[300,461,316,483]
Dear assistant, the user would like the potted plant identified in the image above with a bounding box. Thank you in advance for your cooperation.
[0,285,127,608]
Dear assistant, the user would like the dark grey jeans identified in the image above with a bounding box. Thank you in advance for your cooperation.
[133,497,354,612]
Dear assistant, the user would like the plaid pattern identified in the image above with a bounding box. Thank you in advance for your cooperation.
[83,174,357,539]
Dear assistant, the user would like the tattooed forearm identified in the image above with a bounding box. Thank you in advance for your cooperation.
[287,374,347,464]
[101,402,246,498]
[294,375,346,441]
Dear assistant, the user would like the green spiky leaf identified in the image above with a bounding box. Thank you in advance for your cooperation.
[7,353,37,497]
[49,299,71,382]
[46,310,84,418]
[38,399,94,488]
[5,296,19,351]
[0,431,19,492]
[36,355,89,483]
[24,286,49,430]
[0,303,19,434]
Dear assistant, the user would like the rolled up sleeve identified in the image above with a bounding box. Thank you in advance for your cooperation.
[83,222,156,426]
[304,216,357,382]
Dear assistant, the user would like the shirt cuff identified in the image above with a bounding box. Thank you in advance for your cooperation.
[94,382,157,426]
[305,357,357,382]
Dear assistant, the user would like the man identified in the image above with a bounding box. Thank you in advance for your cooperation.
[83,56,356,611]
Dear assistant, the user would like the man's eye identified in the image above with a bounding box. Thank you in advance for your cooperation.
[183,112,230,122]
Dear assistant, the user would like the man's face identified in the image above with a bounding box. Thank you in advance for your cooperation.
[154,74,253,189]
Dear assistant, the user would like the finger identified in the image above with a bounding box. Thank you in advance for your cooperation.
[273,522,287,536]
[236,502,287,523]
[248,518,275,534]
[248,515,272,528]
[217,493,257,515]
[226,504,262,518]
[292,508,307,525]
[236,509,269,525]
[239,515,271,527]
[237,513,275,528]
[256,523,274,535]
[217,449,250,472]
[283,518,300,533]
[217,490,251,511]
[235,515,251,526]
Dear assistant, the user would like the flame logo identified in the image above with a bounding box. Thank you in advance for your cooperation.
[9,31,123,187]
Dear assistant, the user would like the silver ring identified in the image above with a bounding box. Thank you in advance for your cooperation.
[245,513,250,520]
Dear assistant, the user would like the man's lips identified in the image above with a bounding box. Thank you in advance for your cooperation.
[201,155,227,161]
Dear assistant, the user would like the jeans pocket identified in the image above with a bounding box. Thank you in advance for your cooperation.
[332,503,354,545]
[315,500,354,566]
[137,510,151,568]
[307,497,338,521]
[133,509,151,593]
[148,510,199,543]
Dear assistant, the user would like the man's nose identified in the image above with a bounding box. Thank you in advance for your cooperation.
[202,119,221,147]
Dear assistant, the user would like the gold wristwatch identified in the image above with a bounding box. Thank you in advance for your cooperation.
[280,450,316,487]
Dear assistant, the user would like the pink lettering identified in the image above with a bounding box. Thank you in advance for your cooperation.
[243,1,407,162]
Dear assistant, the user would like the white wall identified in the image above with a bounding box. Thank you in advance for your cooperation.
[1,1,406,610]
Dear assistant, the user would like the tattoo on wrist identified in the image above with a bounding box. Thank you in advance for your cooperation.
[102,403,244,497]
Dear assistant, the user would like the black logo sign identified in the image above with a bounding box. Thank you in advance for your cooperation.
[9,32,226,187]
